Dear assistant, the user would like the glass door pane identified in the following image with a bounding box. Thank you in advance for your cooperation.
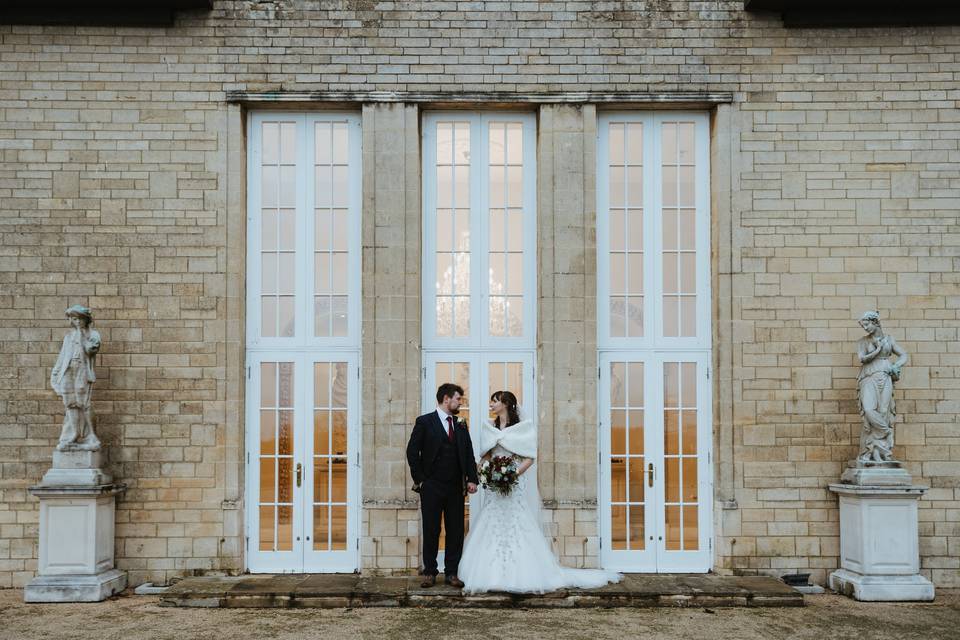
[662,361,698,551]
[600,356,657,572]
[609,361,646,551]
[247,357,302,573]
[487,360,525,420]
[313,121,351,338]
[435,122,472,339]
[654,357,711,573]
[260,120,297,339]
[606,122,645,338]
[303,355,358,572]
[258,361,296,552]
[311,361,350,551]
[660,121,698,339]
[488,122,525,337]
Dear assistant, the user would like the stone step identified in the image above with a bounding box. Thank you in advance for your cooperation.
[158,574,803,609]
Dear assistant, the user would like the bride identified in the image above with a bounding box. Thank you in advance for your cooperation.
[458,390,622,594]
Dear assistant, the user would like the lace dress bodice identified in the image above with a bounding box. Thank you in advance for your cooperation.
[475,444,530,568]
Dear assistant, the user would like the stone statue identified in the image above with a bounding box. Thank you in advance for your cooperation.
[856,311,907,463]
[51,305,102,451]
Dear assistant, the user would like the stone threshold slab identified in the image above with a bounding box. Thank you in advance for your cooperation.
[158,574,802,609]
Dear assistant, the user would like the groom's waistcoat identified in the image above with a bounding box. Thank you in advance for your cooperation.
[432,430,462,483]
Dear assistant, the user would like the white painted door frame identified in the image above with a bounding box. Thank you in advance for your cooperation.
[596,112,713,572]
[245,111,362,573]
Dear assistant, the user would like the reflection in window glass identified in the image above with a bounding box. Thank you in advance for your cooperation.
[661,122,697,338]
[313,361,349,550]
[609,361,644,550]
[315,121,351,337]
[487,361,524,421]
[489,122,524,337]
[259,361,295,551]
[607,122,644,338]
[663,361,698,551]
[261,121,297,338]
[436,122,471,338]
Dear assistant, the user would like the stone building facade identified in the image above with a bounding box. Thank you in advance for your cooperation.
[0,1,958,589]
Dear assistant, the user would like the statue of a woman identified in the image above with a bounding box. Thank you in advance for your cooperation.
[51,305,101,451]
[856,311,907,463]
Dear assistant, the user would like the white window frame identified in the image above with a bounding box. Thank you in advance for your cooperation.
[245,112,363,573]
[596,112,711,351]
[246,112,363,351]
[421,111,538,351]
[596,112,713,573]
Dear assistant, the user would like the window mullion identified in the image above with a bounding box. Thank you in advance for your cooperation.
[474,114,487,348]
[648,114,661,345]
[300,115,313,348]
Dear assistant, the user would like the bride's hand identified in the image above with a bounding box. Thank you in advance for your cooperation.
[516,457,533,476]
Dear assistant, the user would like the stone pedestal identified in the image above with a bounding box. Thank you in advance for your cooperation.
[40,449,112,487]
[24,450,127,603]
[829,464,934,602]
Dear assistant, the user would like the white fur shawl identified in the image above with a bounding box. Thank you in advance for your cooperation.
[473,419,537,462]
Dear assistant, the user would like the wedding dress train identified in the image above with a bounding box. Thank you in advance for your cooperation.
[458,419,622,594]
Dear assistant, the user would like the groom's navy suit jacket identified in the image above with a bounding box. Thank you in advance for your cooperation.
[406,412,479,491]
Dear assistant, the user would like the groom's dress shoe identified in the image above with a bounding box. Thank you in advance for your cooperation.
[444,575,465,588]
[420,574,436,588]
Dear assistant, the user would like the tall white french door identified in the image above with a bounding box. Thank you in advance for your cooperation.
[246,354,360,573]
[245,112,362,572]
[597,112,713,572]
[599,354,712,572]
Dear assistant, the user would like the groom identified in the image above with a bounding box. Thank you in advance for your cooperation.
[406,383,479,588]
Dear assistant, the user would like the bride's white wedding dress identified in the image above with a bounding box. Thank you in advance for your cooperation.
[458,418,622,594]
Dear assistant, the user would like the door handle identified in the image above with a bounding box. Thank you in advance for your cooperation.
[647,462,654,488]
[296,462,302,488]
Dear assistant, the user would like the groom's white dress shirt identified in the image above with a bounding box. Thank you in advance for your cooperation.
[436,407,452,427]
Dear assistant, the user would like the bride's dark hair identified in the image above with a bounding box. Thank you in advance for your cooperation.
[490,390,520,429]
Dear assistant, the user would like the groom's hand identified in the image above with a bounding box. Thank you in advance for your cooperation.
[466,482,478,494]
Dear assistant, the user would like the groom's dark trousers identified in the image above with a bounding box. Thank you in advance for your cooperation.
[406,412,479,576]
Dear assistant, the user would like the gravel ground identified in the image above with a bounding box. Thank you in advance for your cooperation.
[1,589,958,640]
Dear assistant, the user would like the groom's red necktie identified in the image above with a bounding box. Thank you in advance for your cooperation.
[446,416,455,443]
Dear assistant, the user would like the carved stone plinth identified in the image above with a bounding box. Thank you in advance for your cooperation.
[840,460,912,486]
[24,481,127,603]
[40,449,112,487]
[829,478,934,602]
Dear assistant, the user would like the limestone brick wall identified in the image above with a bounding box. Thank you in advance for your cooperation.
[0,2,957,587]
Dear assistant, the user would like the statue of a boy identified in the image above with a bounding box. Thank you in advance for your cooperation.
[51,305,102,451]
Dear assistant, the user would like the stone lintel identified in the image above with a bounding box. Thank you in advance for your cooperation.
[226,90,735,107]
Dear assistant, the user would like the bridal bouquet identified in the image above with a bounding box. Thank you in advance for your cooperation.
[478,455,519,496]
